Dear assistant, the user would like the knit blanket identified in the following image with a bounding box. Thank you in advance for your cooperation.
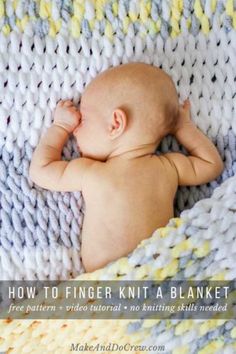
[0,0,236,353]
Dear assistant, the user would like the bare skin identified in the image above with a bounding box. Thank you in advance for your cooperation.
[29,63,224,273]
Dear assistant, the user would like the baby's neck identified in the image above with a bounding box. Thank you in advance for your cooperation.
[107,142,158,161]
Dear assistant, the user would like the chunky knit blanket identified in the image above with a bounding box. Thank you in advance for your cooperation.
[0,0,236,353]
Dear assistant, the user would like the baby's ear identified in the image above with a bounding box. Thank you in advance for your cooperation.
[109,108,127,139]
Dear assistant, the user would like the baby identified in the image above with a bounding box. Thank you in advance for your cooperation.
[29,63,224,273]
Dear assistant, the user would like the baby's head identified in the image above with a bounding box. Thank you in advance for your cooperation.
[73,62,179,161]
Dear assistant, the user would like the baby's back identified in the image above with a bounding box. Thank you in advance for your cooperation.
[81,155,178,272]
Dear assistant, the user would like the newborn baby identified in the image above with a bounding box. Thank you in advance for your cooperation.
[29,63,224,273]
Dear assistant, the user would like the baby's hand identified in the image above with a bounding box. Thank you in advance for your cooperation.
[172,99,193,135]
[53,100,81,133]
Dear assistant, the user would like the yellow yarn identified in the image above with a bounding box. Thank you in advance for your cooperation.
[112,1,118,16]
[140,1,149,23]
[194,0,204,18]
[200,320,226,336]
[16,18,21,31]
[49,19,61,37]
[96,0,105,21]
[201,14,210,34]
[113,257,129,275]
[156,19,161,32]
[0,1,4,18]
[171,239,191,258]
[173,345,189,354]
[70,16,81,38]
[160,259,178,278]
[174,218,184,227]
[148,20,158,35]
[159,226,175,238]
[226,0,234,16]
[19,15,29,32]
[175,320,194,335]
[2,24,10,36]
[129,11,138,22]
[226,0,236,29]
[194,0,210,34]
[211,0,217,12]
[210,272,226,280]
[123,16,129,34]
[186,18,191,29]
[231,327,236,338]
[13,0,18,11]
[153,268,164,279]
[194,241,210,257]
[88,18,95,31]
[198,340,224,354]
[170,0,183,38]
[134,264,150,279]
[105,20,113,40]
[73,0,84,22]
[39,0,51,19]
[142,319,158,328]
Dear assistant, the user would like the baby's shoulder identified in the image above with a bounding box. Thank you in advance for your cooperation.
[153,153,179,185]
[156,153,176,168]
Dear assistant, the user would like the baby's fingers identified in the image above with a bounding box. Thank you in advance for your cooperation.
[64,100,74,107]
[69,107,81,118]
[57,100,73,107]
[183,99,190,109]
[59,100,73,108]
[178,100,191,116]
[70,109,81,121]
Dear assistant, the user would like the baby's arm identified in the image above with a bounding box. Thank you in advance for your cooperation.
[29,100,95,191]
[163,99,224,186]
